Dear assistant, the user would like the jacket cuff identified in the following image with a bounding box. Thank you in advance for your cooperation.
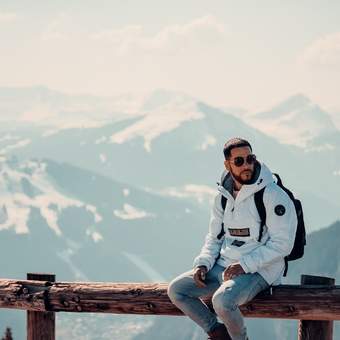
[239,257,256,273]
[193,257,211,271]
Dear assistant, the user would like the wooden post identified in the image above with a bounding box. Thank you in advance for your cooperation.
[298,275,335,340]
[27,273,55,340]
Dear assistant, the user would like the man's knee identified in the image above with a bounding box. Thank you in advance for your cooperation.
[167,275,191,302]
[167,278,180,301]
[212,288,238,313]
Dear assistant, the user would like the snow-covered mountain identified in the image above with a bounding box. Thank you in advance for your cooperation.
[0,156,210,339]
[246,94,338,147]
[0,158,102,236]
[1,87,340,231]
[1,86,338,150]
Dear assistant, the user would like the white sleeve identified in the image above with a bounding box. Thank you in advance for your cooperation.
[192,192,225,271]
[239,184,297,273]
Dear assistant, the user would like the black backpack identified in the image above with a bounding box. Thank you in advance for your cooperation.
[219,173,306,276]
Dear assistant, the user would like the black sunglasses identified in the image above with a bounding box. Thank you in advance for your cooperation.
[229,154,256,167]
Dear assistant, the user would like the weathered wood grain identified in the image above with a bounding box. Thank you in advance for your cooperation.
[1,278,339,320]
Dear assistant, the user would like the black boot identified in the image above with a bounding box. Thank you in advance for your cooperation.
[206,323,232,340]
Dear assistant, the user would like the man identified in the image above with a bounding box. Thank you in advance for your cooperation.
[167,138,297,340]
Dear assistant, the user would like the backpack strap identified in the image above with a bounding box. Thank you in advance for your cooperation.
[273,173,282,186]
[283,257,288,276]
[221,194,227,211]
[254,187,266,242]
[217,174,228,240]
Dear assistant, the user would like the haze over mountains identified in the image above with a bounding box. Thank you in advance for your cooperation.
[1,86,340,339]
[1,86,340,231]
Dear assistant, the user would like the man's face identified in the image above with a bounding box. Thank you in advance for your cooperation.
[224,146,255,185]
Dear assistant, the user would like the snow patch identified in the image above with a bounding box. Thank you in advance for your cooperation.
[0,160,102,235]
[85,204,103,223]
[0,139,31,155]
[99,153,107,163]
[113,203,154,220]
[92,231,103,242]
[199,134,216,150]
[110,99,204,152]
[86,228,103,242]
[159,184,216,205]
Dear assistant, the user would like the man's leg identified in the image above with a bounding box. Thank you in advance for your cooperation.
[211,272,269,340]
[167,263,225,333]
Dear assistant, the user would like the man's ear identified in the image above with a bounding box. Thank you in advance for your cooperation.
[224,159,230,171]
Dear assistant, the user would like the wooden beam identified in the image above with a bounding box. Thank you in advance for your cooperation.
[1,279,340,320]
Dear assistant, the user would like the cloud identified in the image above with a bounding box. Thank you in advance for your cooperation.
[41,12,78,41]
[299,32,340,68]
[40,14,228,58]
[0,11,17,23]
[90,15,228,55]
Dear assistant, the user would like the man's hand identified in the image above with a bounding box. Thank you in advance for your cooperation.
[193,265,208,288]
[222,263,245,281]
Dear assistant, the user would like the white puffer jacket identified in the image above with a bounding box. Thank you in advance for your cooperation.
[193,162,297,286]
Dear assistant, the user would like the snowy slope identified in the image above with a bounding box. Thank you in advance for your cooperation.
[0,158,102,236]
[2,89,340,231]
[247,94,338,147]
[0,156,212,283]
[1,87,339,151]
[2,87,340,231]
[0,157,210,339]
[110,90,204,152]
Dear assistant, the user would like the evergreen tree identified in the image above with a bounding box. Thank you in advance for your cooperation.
[1,327,13,340]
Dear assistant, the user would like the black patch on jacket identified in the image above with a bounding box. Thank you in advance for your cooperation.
[274,204,286,216]
[231,240,246,247]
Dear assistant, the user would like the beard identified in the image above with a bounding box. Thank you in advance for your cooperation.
[230,168,255,185]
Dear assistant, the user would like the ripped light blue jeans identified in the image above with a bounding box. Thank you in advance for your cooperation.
[167,263,270,340]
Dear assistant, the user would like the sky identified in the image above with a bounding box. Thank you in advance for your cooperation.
[1,0,340,112]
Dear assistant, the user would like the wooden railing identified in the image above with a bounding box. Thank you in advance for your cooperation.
[0,274,337,340]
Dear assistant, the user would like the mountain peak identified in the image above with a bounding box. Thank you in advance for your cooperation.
[141,89,196,111]
[246,93,337,147]
[275,93,312,112]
